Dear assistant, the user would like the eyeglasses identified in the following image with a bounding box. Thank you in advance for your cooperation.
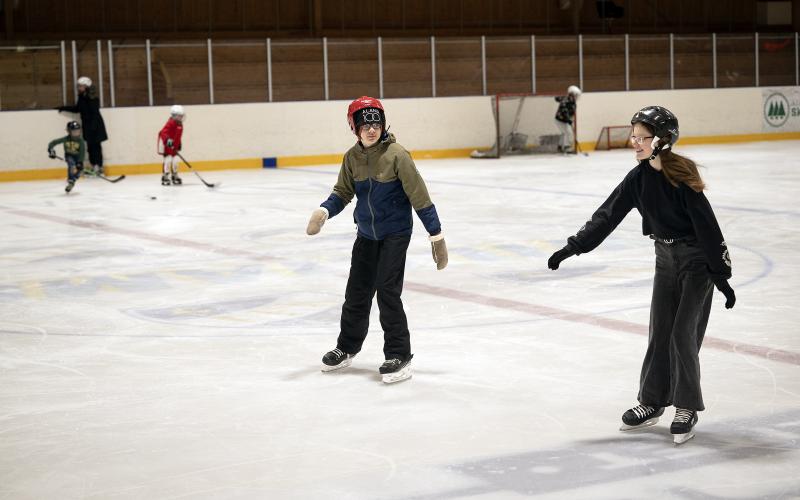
[630,135,654,145]
[360,123,382,131]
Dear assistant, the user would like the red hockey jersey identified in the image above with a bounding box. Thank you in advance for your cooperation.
[158,118,183,156]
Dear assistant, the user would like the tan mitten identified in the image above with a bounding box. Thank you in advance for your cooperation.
[306,208,329,235]
[429,233,448,270]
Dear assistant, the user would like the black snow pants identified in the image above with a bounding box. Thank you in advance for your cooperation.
[638,239,714,411]
[336,234,412,361]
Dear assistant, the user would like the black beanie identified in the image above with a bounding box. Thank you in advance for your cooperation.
[353,107,385,130]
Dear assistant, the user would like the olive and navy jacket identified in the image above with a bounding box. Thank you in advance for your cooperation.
[320,133,441,241]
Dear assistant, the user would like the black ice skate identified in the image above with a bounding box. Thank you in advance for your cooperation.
[620,404,664,431]
[161,174,171,186]
[379,354,413,384]
[171,173,182,185]
[321,348,354,372]
[65,180,75,193]
[670,408,698,445]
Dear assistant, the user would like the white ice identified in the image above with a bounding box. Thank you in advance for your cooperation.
[1,141,799,500]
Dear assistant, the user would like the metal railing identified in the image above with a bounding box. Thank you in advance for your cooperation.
[1,32,798,111]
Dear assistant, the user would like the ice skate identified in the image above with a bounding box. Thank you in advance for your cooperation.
[171,173,182,185]
[321,348,354,372]
[670,408,698,445]
[619,404,664,431]
[379,355,413,384]
[65,180,75,193]
[161,174,171,186]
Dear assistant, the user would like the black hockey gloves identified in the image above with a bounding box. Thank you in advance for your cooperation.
[48,149,56,159]
[548,247,575,270]
[712,278,736,309]
[429,233,448,270]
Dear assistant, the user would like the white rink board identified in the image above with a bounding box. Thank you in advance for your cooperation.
[1,141,799,499]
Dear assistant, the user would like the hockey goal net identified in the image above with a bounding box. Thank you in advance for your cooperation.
[595,125,632,150]
[471,93,573,159]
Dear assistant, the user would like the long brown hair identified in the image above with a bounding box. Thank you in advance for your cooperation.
[641,123,706,192]
[659,150,705,192]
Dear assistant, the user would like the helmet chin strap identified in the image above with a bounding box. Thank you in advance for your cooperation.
[648,136,671,161]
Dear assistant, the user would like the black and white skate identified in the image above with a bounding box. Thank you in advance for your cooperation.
[171,174,183,185]
[620,404,664,431]
[670,408,698,444]
[321,348,354,372]
[65,180,75,193]
[379,354,413,384]
[161,174,171,186]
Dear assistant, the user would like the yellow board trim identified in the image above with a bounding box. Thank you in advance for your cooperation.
[579,131,800,152]
[3,136,798,183]
[103,158,262,176]
[276,154,343,168]
[274,147,476,168]
[0,168,66,182]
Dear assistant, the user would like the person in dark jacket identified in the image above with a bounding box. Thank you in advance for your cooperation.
[306,96,448,384]
[547,106,735,445]
[554,85,581,153]
[57,76,108,175]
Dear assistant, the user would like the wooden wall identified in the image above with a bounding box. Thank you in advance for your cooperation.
[1,0,797,40]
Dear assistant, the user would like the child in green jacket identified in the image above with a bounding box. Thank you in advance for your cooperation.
[48,121,86,193]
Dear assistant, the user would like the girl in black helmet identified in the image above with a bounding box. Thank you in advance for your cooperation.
[547,106,735,445]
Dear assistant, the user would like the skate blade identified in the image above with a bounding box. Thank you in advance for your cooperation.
[619,417,659,432]
[382,366,412,384]
[673,431,695,445]
[321,358,352,372]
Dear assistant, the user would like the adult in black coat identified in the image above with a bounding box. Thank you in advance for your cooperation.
[58,76,108,174]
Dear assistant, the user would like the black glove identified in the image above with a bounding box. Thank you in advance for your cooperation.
[712,278,736,309]
[166,138,174,148]
[177,144,181,151]
[547,247,575,270]
[48,149,56,159]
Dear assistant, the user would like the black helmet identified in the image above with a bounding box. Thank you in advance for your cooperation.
[631,106,678,159]
[66,120,81,131]
[631,106,679,143]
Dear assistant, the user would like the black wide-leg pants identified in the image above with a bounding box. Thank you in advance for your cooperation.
[337,234,412,361]
[638,240,714,411]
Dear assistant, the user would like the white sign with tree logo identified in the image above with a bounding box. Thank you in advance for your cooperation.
[762,87,800,132]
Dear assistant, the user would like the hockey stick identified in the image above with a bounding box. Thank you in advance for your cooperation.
[572,113,588,157]
[574,140,589,157]
[175,152,218,188]
[53,155,126,182]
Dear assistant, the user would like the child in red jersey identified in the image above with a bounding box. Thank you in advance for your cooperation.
[158,105,185,186]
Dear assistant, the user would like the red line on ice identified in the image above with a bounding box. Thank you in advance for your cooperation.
[403,282,800,367]
[7,208,279,262]
[8,207,798,367]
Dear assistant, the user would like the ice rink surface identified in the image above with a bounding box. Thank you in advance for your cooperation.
[1,141,799,499]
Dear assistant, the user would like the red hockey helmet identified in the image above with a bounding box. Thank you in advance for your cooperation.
[347,96,385,135]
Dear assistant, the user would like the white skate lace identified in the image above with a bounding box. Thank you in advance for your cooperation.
[632,405,656,419]
[674,408,693,423]
[332,348,344,357]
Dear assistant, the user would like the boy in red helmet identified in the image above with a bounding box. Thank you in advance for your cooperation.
[157,105,185,186]
[307,96,448,384]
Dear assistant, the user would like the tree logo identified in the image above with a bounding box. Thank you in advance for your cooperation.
[764,92,789,127]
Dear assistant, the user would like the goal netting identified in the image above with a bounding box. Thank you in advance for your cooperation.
[595,125,632,150]
[471,93,573,159]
